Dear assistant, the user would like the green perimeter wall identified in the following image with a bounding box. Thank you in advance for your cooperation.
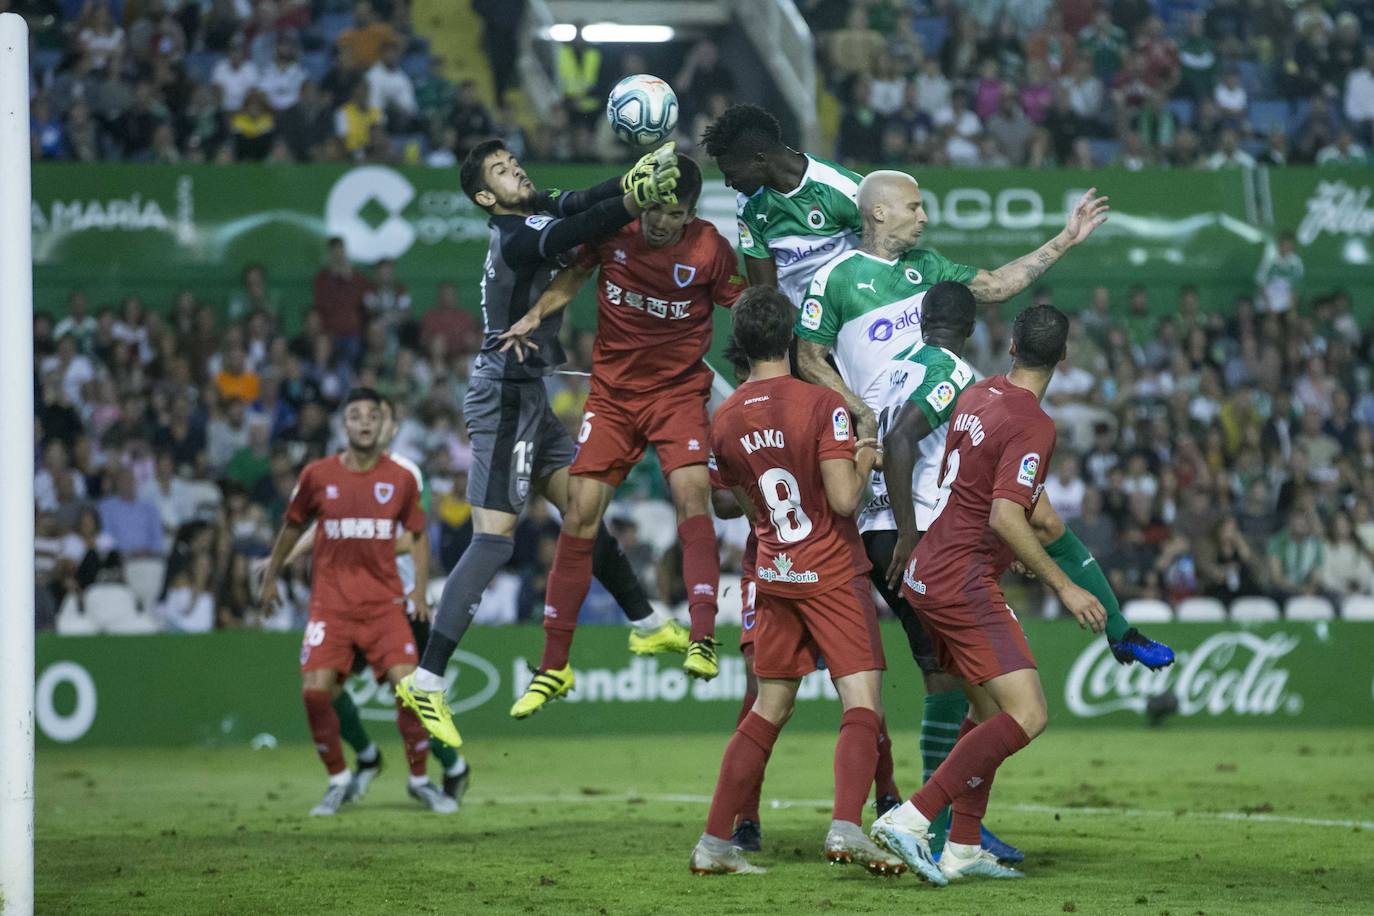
[32,164,1374,363]
[33,621,1374,747]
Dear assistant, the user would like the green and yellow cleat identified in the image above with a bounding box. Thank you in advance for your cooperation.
[510,665,575,719]
[628,620,691,656]
[395,673,463,749]
[684,637,720,680]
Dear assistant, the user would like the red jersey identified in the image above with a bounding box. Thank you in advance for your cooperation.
[579,218,745,393]
[709,376,870,598]
[285,453,426,616]
[908,376,1057,603]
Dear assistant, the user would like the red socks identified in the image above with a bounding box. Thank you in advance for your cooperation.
[912,712,1029,827]
[678,515,719,642]
[833,707,881,824]
[540,532,595,670]
[395,699,430,778]
[706,712,781,840]
[874,717,900,800]
[302,688,346,776]
[735,686,761,825]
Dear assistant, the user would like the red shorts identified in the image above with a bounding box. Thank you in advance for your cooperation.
[571,380,711,486]
[739,574,758,653]
[903,576,1036,685]
[300,604,418,682]
[752,577,886,680]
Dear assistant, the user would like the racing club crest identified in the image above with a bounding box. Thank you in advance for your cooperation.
[673,263,697,288]
[374,482,395,504]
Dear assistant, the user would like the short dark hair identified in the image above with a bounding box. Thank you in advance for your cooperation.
[731,287,794,363]
[701,104,781,160]
[673,154,703,208]
[920,281,977,337]
[1011,304,1069,370]
[377,392,395,416]
[344,387,383,409]
[460,138,509,206]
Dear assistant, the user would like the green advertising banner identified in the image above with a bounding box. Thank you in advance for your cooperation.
[31,164,1374,335]
[33,620,1374,749]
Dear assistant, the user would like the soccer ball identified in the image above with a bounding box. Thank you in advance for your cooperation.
[606,74,679,146]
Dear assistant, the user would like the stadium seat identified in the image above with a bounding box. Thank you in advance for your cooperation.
[83,583,146,632]
[1230,596,1281,623]
[1339,595,1374,621]
[1284,595,1335,622]
[1122,598,1173,623]
[1176,596,1226,622]
[1249,100,1289,137]
[1236,60,1267,97]
[123,557,167,612]
[301,50,332,82]
[54,593,99,636]
[716,573,744,627]
[1167,98,1195,127]
[912,17,948,55]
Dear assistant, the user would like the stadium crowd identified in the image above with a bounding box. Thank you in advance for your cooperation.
[806,0,1374,168]
[32,237,1374,632]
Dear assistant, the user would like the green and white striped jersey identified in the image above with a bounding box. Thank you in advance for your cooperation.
[795,247,977,412]
[735,155,863,306]
[859,343,976,534]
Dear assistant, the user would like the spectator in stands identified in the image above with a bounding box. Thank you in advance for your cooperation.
[1197,516,1266,601]
[214,341,260,404]
[1077,10,1128,80]
[258,35,307,113]
[914,56,952,117]
[229,89,276,162]
[1206,127,1257,169]
[673,38,736,120]
[311,236,370,363]
[414,53,456,127]
[419,281,480,359]
[337,1,399,70]
[212,34,260,114]
[472,0,525,103]
[986,86,1034,164]
[1267,510,1325,599]
[837,77,882,164]
[1177,12,1217,101]
[334,78,383,157]
[140,449,204,536]
[556,27,604,160]
[1020,59,1055,124]
[1344,48,1374,143]
[77,3,125,72]
[826,5,885,83]
[58,506,123,606]
[367,39,417,132]
[1316,127,1368,165]
[155,521,217,633]
[207,398,253,474]
[449,79,494,157]
[1213,68,1248,126]
[362,257,411,338]
[1320,510,1374,598]
[1294,93,1340,162]
[275,80,332,160]
[98,466,164,558]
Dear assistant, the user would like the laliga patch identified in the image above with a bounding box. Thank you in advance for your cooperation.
[737,219,755,250]
[832,407,851,441]
[925,380,957,414]
[525,215,553,230]
[673,263,697,288]
[801,298,824,330]
[1017,452,1040,488]
[374,482,395,503]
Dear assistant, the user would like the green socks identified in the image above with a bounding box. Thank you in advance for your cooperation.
[430,737,459,771]
[1045,528,1129,642]
[333,691,373,755]
[920,690,968,855]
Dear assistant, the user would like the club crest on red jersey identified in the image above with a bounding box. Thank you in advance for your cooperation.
[673,263,697,288]
[374,482,395,504]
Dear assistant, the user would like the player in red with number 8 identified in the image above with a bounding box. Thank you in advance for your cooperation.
[691,287,906,877]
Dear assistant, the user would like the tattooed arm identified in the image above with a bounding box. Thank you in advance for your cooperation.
[967,187,1110,305]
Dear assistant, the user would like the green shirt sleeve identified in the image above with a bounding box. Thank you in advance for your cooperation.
[795,275,844,347]
[908,352,973,429]
[917,248,978,284]
[735,198,769,259]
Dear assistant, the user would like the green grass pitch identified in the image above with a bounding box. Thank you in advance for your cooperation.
[37,727,1374,915]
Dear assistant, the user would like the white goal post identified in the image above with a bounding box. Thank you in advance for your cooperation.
[0,11,35,916]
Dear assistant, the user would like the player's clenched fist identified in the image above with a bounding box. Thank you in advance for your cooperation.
[623,141,680,207]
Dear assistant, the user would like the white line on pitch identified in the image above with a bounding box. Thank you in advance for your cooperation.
[489,793,1374,831]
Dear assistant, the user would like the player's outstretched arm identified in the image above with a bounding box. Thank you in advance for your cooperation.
[882,403,934,589]
[989,498,1106,633]
[282,521,317,565]
[498,264,595,362]
[259,521,307,614]
[820,440,880,517]
[967,188,1110,305]
[797,340,878,439]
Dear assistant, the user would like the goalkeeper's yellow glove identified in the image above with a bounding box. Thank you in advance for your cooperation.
[623,141,680,207]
